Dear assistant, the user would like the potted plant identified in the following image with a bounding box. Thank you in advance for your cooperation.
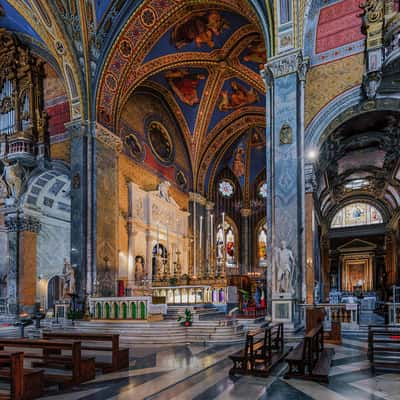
[177,308,193,327]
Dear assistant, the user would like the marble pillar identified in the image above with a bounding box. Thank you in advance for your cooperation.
[66,120,89,305]
[5,213,41,314]
[265,50,308,329]
[205,202,214,277]
[240,209,251,274]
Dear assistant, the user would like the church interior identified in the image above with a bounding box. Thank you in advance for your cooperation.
[0,0,400,399]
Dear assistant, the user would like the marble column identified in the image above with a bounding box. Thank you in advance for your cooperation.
[66,120,89,305]
[240,209,251,274]
[265,50,308,329]
[305,163,317,304]
[145,230,153,282]
[127,181,135,284]
[5,213,41,314]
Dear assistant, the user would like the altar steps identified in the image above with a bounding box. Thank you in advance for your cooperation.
[55,319,246,345]
[165,305,225,321]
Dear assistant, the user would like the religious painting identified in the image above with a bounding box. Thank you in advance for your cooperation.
[125,133,145,161]
[243,39,266,69]
[218,81,259,111]
[147,121,174,164]
[232,146,246,178]
[165,69,206,106]
[250,129,265,147]
[176,170,188,190]
[279,123,292,144]
[171,11,229,49]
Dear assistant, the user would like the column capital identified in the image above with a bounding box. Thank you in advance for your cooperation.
[240,208,252,217]
[189,192,207,205]
[266,49,309,81]
[95,122,123,153]
[5,214,41,233]
[206,201,214,211]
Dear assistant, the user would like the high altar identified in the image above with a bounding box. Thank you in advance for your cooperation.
[119,181,190,288]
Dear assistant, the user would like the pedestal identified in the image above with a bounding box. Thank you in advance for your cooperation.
[272,294,302,332]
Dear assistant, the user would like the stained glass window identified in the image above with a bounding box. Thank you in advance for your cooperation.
[258,182,267,199]
[216,222,236,267]
[218,180,234,197]
[258,225,267,267]
[344,179,370,191]
[331,202,383,228]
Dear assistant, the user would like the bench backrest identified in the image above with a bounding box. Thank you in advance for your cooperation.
[303,324,324,368]
[0,351,24,400]
[43,332,119,351]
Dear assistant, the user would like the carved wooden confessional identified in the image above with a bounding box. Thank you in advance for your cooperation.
[0,29,46,166]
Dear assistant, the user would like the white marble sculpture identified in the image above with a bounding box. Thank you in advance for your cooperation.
[157,181,178,206]
[1,159,24,200]
[273,240,295,294]
[62,259,76,295]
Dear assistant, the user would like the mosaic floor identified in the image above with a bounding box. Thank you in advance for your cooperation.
[43,334,400,400]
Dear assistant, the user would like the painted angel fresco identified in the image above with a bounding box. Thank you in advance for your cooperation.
[171,11,229,49]
[243,39,266,69]
[218,81,259,111]
[165,69,206,106]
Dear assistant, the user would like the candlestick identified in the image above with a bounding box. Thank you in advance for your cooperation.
[199,216,203,249]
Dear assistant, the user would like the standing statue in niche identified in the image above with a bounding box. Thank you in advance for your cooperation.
[313,281,320,304]
[155,248,164,279]
[273,240,295,294]
[62,259,76,295]
[99,257,114,296]
[135,256,145,284]
[1,159,24,200]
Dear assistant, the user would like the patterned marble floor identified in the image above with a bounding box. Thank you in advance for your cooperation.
[41,334,400,400]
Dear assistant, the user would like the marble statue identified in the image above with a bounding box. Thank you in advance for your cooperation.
[62,259,76,295]
[99,257,114,296]
[313,281,320,304]
[1,159,24,200]
[0,177,7,199]
[135,256,145,283]
[273,240,295,294]
[155,248,164,278]
[157,181,178,206]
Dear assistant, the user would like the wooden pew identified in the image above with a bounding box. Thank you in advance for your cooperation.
[229,323,289,377]
[284,324,334,383]
[0,339,95,387]
[368,325,400,370]
[0,351,43,400]
[42,332,129,372]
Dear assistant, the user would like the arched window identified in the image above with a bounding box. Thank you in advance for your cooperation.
[258,224,267,267]
[216,221,237,268]
[331,202,383,228]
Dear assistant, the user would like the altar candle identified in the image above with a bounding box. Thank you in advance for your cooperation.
[156,223,160,253]
[199,216,203,249]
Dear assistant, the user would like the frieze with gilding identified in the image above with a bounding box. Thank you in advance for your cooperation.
[96,123,123,153]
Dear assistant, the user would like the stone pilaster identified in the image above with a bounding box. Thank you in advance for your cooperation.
[205,202,214,277]
[265,49,308,328]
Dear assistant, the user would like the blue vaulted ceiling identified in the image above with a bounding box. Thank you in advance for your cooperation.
[0,0,42,41]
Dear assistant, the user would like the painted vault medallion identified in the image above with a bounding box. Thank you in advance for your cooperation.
[147,121,174,164]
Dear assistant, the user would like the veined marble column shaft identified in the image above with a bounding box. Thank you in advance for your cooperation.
[240,209,251,274]
[265,50,308,326]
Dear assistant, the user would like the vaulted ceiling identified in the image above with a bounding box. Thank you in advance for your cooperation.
[316,111,400,220]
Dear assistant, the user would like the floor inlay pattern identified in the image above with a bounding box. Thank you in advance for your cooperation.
[42,335,399,399]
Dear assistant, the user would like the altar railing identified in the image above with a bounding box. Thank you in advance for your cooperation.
[89,296,157,320]
[300,303,359,330]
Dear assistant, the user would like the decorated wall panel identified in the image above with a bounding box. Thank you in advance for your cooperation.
[305,53,364,127]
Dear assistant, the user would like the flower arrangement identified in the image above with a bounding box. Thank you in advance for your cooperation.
[177,308,193,327]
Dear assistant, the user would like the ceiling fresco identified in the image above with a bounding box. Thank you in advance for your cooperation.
[96,1,267,193]
[0,0,42,41]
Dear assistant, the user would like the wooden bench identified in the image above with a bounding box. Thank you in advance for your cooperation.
[284,324,334,383]
[0,339,95,387]
[368,325,400,371]
[229,323,289,377]
[42,332,129,372]
[0,351,43,400]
